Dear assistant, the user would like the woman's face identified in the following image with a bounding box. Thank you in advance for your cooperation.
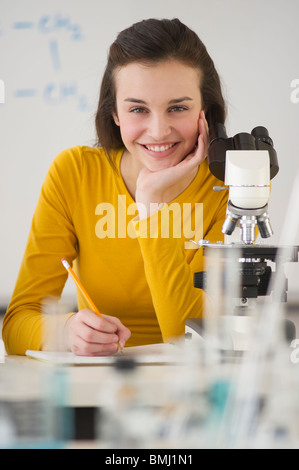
[113,60,203,173]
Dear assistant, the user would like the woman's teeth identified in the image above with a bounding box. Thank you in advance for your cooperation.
[144,143,176,152]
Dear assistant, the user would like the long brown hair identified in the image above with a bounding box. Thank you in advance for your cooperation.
[95,18,226,166]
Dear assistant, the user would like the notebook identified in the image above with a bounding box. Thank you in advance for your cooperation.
[25,343,181,365]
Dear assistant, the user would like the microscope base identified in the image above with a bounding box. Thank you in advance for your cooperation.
[185,316,296,352]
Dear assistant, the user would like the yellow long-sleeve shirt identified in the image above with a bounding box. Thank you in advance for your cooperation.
[3,146,228,355]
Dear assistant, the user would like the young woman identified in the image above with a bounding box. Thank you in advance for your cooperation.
[3,18,228,356]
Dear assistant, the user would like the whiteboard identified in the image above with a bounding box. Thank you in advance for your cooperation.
[1,0,299,306]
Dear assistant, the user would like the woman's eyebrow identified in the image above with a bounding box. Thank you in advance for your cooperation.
[124,98,147,104]
[168,97,193,104]
[124,96,193,104]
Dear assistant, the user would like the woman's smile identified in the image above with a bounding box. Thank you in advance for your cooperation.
[139,141,179,158]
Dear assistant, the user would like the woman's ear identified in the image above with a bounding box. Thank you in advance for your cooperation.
[112,112,120,126]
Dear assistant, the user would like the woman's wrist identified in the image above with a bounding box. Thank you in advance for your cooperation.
[135,192,164,220]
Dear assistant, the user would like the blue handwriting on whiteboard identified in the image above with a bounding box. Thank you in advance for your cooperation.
[12,14,83,40]
[14,89,37,98]
[14,81,91,112]
[44,81,91,111]
[12,21,34,30]
[49,39,61,70]
[38,14,83,40]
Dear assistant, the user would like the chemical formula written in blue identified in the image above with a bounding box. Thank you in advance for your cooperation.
[1,13,92,112]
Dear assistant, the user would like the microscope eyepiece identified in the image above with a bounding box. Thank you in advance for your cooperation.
[251,126,274,147]
[233,132,256,151]
[208,124,279,181]
[212,123,228,142]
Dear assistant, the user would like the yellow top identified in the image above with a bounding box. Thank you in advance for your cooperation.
[3,146,228,355]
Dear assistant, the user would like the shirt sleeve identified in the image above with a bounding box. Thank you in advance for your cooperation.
[2,148,82,355]
[134,196,227,342]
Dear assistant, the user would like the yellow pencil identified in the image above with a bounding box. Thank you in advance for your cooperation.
[61,258,101,317]
[61,258,122,351]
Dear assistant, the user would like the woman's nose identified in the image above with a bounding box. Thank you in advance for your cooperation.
[147,113,172,141]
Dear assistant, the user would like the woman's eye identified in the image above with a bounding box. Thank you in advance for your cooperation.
[130,107,147,113]
[169,106,188,112]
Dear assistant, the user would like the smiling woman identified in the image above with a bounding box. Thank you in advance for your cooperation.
[96,18,225,157]
[3,18,228,357]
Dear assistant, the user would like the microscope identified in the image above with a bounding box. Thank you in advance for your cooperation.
[187,125,298,350]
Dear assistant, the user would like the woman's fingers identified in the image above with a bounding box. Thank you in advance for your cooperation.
[199,110,209,153]
[72,336,119,357]
[66,309,131,356]
[101,313,132,349]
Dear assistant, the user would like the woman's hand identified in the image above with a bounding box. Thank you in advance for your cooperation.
[135,110,209,219]
[65,310,131,356]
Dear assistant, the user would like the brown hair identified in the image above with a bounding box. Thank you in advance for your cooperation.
[95,18,226,166]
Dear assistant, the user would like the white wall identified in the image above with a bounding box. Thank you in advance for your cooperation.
[1,0,299,306]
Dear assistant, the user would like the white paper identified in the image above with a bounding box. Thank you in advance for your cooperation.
[25,343,181,365]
